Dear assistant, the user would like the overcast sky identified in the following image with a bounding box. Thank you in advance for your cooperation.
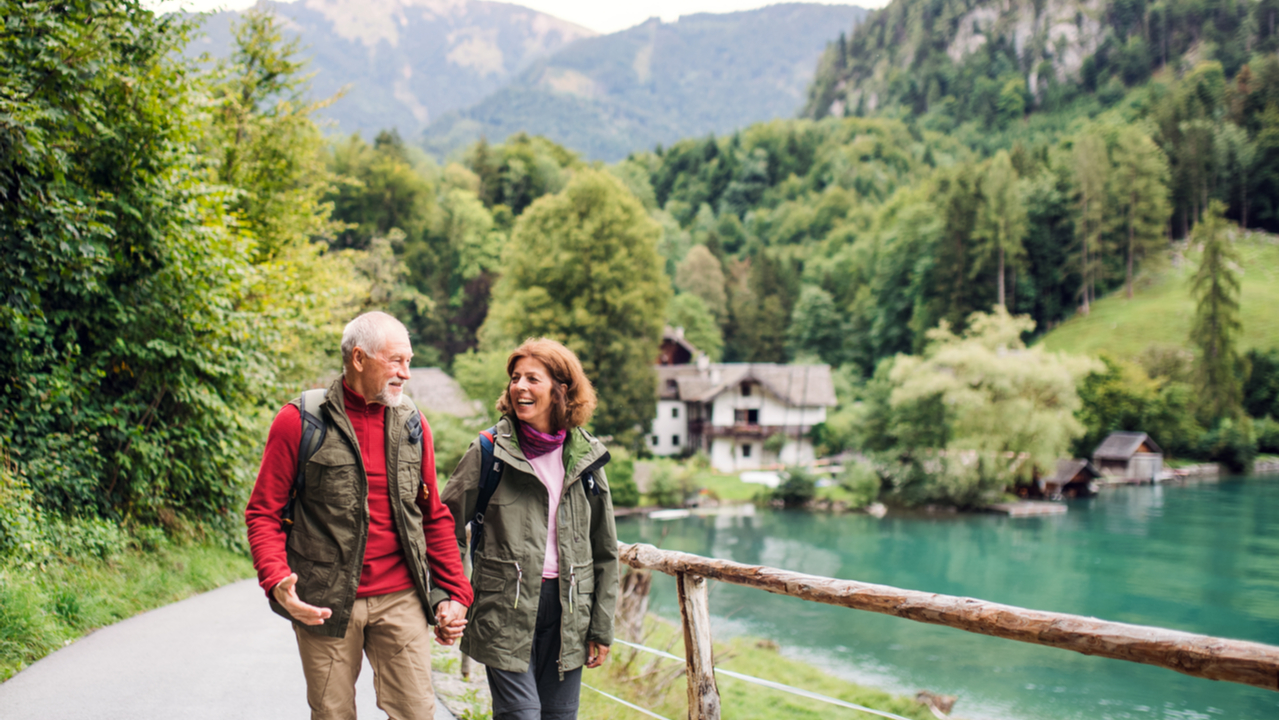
[150,0,882,34]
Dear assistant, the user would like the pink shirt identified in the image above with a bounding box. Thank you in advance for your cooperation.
[527,451,566,579]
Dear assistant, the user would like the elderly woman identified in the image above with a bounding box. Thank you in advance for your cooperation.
[441,338,618,720]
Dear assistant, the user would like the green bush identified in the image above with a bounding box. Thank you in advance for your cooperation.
[648,466,686,508]
[772,467,817,508]
[1253,416,1279,455]
[1197,417,1258,474]
[606,449,640,508]
[839,458,881,508]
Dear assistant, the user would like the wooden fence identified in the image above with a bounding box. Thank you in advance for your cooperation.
[617,541,1280,720]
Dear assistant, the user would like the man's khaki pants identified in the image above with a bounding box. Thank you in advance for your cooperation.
[294,588,435,720]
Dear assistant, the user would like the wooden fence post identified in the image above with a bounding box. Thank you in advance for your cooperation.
[677,572,721,720]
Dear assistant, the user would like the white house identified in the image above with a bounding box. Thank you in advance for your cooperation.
[648,330,837,472]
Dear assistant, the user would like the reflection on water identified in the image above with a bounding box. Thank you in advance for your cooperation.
[617,476,1279,720]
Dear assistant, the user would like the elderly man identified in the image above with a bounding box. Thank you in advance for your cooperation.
[246,312,471,720]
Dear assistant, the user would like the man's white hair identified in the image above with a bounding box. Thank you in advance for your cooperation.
[341,312,408,368]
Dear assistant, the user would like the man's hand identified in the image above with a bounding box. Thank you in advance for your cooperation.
[433,600,468,646]
[586,641,610,669]
[272,574,333,626]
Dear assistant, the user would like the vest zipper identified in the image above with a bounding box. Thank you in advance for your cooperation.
[569,569,576,614]
[513,561,523,609]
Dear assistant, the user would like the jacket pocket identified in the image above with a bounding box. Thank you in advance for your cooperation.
[306,447,359,505]
[467,557,522,655]
[287,533,339,607]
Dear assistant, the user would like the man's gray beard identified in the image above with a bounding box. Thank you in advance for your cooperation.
[374,384,404,407]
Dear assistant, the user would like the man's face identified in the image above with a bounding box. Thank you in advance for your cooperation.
[355,331,412,407]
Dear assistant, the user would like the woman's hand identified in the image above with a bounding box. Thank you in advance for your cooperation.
[434,600,468,645]
[586,641,610,668]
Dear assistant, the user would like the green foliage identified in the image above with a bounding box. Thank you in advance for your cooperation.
[647,466,687,508]
[867,309,1098,507]
[605,449,640,508]
[425,411,486,481]
[1072,354,1204,458]
[674,245,729,320]
[487,170,670,440]
[1243,347,1279,419]
[451,350,508,422]
[1189,202,1245,422]
[838,458,882,508]
[772,467,818,508]
[1197,416,1258,473]
[666,294,724,361]
[1254,416,1279,454]
[0,1,289,530]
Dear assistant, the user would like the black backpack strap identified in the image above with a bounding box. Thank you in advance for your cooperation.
[468,426,503,562]
[282,388,328,532]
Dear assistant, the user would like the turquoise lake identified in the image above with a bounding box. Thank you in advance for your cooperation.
[615,475,1279,720]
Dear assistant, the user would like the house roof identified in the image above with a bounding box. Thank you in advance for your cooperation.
[1093,432,1163,460]
[1042,458,1101,487]
[661,326,702,360]
[402,367,485,418]
[655,363,837,407]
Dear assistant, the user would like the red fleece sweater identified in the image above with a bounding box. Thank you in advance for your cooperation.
[245,384,471,607]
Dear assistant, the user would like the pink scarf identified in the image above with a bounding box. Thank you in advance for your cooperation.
[517,422,566,459]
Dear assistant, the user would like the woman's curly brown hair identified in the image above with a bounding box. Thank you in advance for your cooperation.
[496,338,597,431]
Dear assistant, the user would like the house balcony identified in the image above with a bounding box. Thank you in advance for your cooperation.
[706,423,812,439]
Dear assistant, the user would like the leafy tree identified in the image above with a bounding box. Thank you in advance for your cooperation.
[1189,201,1245,421]
[0,1,286,528]
[666,294,724,361]
[788,285,847,365]
[973,151,1027,307]
[772,467,818,508]
[1073,354,1204,458]
[1108,127,1172,298]
[674,245,728,319]
[326,131,436,251]
[881,309,1098,507]
[1073,133,1109,313]
[487,170,669,440]
[1242,347,1279,419]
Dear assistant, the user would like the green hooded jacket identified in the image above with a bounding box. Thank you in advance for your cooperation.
[441,416,619,674]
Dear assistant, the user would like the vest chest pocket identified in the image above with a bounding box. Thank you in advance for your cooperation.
[397,440,423,502]
[306,445,359,505]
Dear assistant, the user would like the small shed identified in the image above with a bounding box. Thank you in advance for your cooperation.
[1092,432,1163,481]
[1037,459,1102,499]
[402,368,485,418]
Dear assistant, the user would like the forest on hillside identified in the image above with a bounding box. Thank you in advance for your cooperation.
[1,0,1277,556]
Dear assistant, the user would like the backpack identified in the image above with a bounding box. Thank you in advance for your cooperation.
[280,388,425,533]
[467,426,606,563]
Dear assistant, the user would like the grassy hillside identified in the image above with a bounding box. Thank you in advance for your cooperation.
[1039,234,1279,359]
[421,3,867,161]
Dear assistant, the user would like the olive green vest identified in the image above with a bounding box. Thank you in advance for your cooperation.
[270,375,436,638]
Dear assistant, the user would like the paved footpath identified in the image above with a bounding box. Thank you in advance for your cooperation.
[0,578,455,720]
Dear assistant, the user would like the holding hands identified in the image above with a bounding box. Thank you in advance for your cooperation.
[434,600,468,645]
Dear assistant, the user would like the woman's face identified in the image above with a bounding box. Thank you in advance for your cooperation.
[510,356,555,433]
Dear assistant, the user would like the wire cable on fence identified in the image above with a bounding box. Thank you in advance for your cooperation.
[613,638,918,720]
[582,682,673,720]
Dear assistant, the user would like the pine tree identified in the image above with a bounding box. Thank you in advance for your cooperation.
[1073,133,1109,313]
[974,151,1027,307]
[1189,201,1244,421]
[1108,127,1171,299]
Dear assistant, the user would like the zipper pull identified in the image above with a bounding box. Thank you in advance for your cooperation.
[514,562,523,609]
[569,570,576,614]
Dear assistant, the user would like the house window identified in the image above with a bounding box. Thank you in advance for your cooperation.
[672,435,681,446]
[740,382,752,396]
[733,409,760,425]
[666,379,678,393]
[741,443,752,458]
[651,435,660,446]
[671,407,679,418]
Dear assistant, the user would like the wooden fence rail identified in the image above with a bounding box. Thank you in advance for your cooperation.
[618,541,1280,711]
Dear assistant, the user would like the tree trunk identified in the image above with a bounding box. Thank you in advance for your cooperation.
[1081,201,1090,315]
[997,244,1006,307]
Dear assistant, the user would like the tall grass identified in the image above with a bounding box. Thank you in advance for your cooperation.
[0,544,253,680]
